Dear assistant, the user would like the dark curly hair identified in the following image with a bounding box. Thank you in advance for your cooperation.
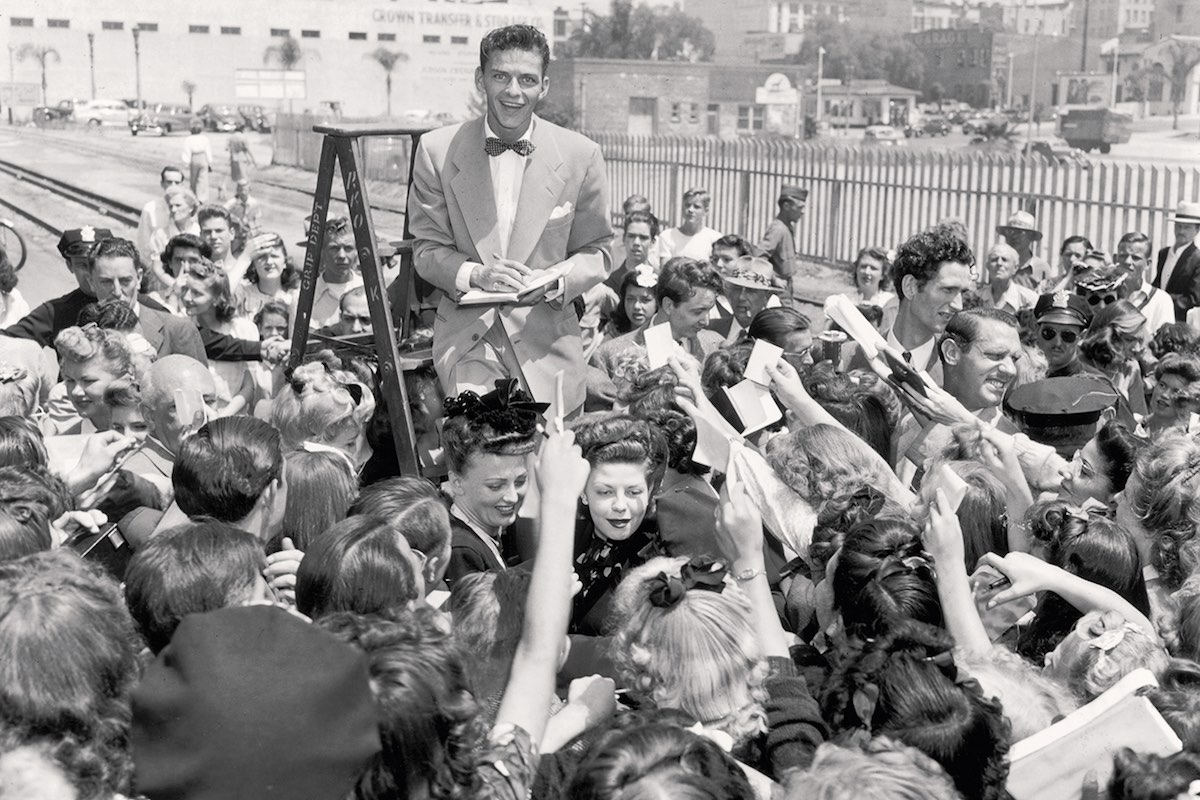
[441,382,541,474]
[179,257,237,324]
[1127,433,1200,592]
[318,607,487,800]
[802,363,899,462]
[245,234,301,290]
[657,257,724,306]
[159,233,211,279]
[1079,299,1146,373]
[1147,658,1200,751]
[0,416,48,470]
[0,243,16,293]
[571,413,669,492]
[478,24,550,74]
[808,487,908,579]
[1149,322,1200,361]
[832,517,942,638]
[567,717,756,800]
[1015,498,1150,663]
[0,465,73,523]
[893,228,975,301]
[638,407,709,477]
[0,550,140,800]
[76,297,139,332]
[1093,421,1141,497]
[1109,748,1200,800]
[619,365,679,417]
[820,620,1011,800]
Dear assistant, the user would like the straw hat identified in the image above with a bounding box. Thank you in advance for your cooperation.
[996,210,1043,242]
[1168,201,1200,225]
[723,256,783,293]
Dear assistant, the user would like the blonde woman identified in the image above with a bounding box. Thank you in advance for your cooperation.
[269,360,376,470]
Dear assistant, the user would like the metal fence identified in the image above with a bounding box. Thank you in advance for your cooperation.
[274,114,1200,265]
[589,133,1200,265]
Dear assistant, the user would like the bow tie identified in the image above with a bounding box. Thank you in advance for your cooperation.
[485,136,535,157]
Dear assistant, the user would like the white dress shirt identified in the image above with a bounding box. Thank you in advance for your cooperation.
[886,327,935,369]
[454,119,535,293]
[1137,280,1176,336]
[311,273,363,328]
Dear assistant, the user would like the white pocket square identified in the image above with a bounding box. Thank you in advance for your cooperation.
[549,202,574,220]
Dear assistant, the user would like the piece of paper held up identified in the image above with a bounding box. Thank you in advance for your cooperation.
[927,463,969,512]
[644,323,681,370]
[743,340,783,386]
[723,379,783,436]
[823,294,888,361]
[1006,669,1180,800]
[688,397,744,469]
[458,262,574,306]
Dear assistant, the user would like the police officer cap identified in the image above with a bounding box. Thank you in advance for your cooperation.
[1034,289,1092,328]
[779,185,808,202]
[1005,376,1117,428]
[57,226,113,258]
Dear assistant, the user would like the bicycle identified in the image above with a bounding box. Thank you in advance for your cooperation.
[0,218,28,271]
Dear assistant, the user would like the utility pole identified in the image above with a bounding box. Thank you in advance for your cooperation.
[87,33,96,100]
[816,45,825,123]
[1027,20,1041,150]
[132,27,142,113]
[1110,35,1120,105]
[1080,0,1091,71]
[6,44,13,125]
[1007,52,1014,108]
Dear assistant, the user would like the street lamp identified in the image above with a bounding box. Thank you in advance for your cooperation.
[87,32,96,100]
[131,26,142,112]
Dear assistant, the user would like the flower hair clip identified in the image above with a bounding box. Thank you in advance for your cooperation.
[633,263,657,288]
[1088,626,1130,655]
[647,558,727,609]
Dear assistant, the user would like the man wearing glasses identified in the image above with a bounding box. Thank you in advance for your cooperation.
[1034,290,1092,378]
[136,166,186,266]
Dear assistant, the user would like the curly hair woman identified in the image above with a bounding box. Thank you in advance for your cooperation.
[53,324,136,434]
[271,359,377,470]
[1125,432,1200,592]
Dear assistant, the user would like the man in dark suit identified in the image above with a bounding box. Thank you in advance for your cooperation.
[1154,201,1200,320]
[410,24,613,419]
[86,237,207,363]
[3,226,112,346]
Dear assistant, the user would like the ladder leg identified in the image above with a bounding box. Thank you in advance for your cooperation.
[335,137,422,477]
[289,138,339,370]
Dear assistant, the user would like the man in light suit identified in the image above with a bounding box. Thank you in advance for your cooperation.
[409,25,613,417]
[1154,201,1200,321]
[87,237,208,364]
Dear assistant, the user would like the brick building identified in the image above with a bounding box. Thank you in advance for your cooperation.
[546,58,814,136]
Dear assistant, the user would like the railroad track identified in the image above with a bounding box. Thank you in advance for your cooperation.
[0,156,142,238]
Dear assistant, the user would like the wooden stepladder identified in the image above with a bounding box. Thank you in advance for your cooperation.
[288,123,434,478]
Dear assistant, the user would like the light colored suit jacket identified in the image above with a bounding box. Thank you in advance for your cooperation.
[409,115,613,411]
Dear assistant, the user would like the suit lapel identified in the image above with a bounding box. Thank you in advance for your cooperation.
[450,117,501,262]
[508,116,566,267]
[137,304,166,352]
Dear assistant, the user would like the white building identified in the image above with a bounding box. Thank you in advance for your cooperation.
[0,0,564,118]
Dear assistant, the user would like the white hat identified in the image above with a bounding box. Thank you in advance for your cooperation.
[1168,201,1200,224]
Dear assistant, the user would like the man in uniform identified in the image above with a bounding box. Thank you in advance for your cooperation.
[758,184,806,297]
[3,226,113,346]
[409,24,612,418]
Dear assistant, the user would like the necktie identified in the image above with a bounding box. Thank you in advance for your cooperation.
[485,136,535,157]
[903,351,913,364]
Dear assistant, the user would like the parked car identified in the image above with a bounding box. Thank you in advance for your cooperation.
[863,125,906,146]
[922,115,951,136]
[1025,138,1093,167]
[129,103,196,136]
[74,99,134,127]
[196,104,245,132]
[237,104,272,133]
[961,112,990,134]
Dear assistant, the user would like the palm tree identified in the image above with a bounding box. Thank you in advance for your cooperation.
[365,48,409,118]
[181,80,197,110]
[263,35,318,114]
[17,44,60,106]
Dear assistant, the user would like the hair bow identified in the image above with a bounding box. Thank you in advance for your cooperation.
[1065,498,1111,522]
[647,558,728,609]
[442,378,549,425]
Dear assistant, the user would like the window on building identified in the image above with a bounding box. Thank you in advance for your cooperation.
[137,23,158,32]
[349,32,367,40]
[301,29,319,38]
[270,28,290,37]
[189,24,210,34]
[451,35,468,44]
[378,32,397,41]
[554,18,568,36]
[706,103,719,135]
[790,3,801,14]
[670,102,682,123]
[689,102,700,124]
[423,34,441,43]
[221,26,241,35]
[737,105,765,131]
[967,49,976,66]
[101,20,124,30]
[957,49,966,66]
[47,19,69,28]
[10,17,33,27]
[789,17,802,32]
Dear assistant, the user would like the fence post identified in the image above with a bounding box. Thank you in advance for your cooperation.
[739,169,752,237]
[826,180,843,264]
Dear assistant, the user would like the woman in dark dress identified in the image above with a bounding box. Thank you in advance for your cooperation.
[570,414,669,637]
[442,379,546,590]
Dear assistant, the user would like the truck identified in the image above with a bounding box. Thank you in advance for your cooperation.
[1057,108,1132,154]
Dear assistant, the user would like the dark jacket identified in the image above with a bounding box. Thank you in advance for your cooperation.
[1155,242,1200,320]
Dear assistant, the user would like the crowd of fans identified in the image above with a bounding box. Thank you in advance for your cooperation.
[3,142,1200,800]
